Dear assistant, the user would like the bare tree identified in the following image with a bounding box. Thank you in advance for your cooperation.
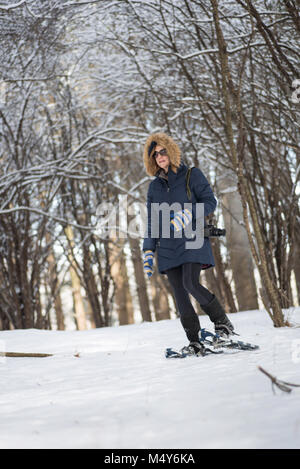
[0,0,298,331]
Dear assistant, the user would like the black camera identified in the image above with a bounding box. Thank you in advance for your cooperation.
[204,224,226,238]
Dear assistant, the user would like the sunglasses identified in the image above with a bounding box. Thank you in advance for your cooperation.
[153,148,168,158]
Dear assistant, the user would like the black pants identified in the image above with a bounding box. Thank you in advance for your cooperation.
[165,263,214,343]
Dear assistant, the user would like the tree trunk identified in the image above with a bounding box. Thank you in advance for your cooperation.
[82,247,104,328]
[46,232,65,330]
[65,225,87,330]
[218,173,259,311]
[128,229,152,322]
[210,239,237,313]
[293,232,300,306]
[110,240,134,325]
[151,268,171,321]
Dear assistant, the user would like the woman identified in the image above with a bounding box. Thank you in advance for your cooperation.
[142,132,234,356]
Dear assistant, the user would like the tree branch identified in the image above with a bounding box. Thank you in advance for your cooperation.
[258,366,300,394]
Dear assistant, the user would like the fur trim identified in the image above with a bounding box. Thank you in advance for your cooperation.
[143,132,181,176]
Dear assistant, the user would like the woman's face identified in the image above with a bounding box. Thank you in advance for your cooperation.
[154,145,170,172]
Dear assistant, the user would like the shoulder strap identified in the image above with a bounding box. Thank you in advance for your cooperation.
[185,167,195,200]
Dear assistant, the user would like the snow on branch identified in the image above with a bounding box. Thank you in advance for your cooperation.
[0,206,95,232]
[0,1,26,10]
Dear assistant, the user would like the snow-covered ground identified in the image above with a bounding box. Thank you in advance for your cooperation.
[0,308,299,449]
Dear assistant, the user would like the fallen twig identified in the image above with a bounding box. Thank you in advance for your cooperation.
[258,366,300,394]
[0,351,53,358]
[0,351,80,358]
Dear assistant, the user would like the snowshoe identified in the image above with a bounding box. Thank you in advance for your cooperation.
[165,328,259,359]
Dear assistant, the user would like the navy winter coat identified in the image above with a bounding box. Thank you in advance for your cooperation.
[143,162,217,274]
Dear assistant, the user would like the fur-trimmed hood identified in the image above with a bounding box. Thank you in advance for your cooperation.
[143,132,181,176]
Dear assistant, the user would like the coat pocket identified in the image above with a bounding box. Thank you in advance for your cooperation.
[157,238,175,258]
